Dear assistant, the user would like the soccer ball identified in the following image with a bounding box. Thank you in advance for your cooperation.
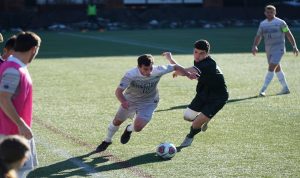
[156,142,177,159]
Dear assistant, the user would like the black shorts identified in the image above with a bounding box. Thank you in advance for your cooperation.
[188,94,227,119]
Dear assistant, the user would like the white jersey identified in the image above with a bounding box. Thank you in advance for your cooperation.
[257,17,289,53]
[118,64,175,103]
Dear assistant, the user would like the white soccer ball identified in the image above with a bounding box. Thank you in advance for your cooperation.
[156,142,177,159]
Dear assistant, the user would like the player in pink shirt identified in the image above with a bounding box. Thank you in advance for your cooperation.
[0,31,41,177]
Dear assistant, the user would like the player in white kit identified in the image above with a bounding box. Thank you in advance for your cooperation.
[95,54,196,152]
[252,5,298,96]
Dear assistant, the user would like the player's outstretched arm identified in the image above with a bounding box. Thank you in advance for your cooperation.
[173,65,198,80]
[162,52,178,64]
[286,31,299,56]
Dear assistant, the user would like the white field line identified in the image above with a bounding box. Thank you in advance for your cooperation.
[36,137,104,178]
[59,32,188,53]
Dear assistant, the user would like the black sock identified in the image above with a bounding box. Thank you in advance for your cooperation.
[187,126,201,138]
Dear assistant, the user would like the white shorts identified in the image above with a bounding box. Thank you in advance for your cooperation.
[18,138,38,178]
[0,135,38,178]
[115,101,158,122]
[267,52,284,65]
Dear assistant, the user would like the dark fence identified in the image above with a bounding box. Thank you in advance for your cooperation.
[0,5,299,30]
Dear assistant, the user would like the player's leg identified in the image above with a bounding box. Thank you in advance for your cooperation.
[96,105,134,152]
[259,54,276,96]
[121,101,157,144]
[181,98,227,147]
[183,107,200,122]
[274,61,290,94]
[180,95,205,147]
[180,113,210,147]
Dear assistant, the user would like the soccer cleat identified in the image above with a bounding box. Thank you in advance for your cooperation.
[120,125,132,144]
[259,91,266,97]
[277,88,290,95]
[180,136,194,147]
[201,122,208,132]
[95,141,112,153]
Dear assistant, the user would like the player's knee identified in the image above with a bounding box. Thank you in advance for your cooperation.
[113,119,123,126]
[183,108,199,122]
[134,117,149,132]
[133,125,143,132]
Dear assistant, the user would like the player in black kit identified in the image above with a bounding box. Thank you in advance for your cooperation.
[162,39,228,147]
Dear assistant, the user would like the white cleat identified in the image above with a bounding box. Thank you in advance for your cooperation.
[259,91,266,97]
[180,136,194,147]
[277,88,290,95]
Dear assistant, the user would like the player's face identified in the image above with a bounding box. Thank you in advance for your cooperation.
[29,46,40,63]
[193,48,207,62]
[1,48,13,59]
[139,64,153,77]
[265,9,276,20]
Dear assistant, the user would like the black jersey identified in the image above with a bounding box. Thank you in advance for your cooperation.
[194,56,228,99]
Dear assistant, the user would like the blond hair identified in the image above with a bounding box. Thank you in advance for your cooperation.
[265,5,276,11]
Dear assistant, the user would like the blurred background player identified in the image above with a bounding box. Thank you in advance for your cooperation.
[252,5,299,97]
[0,33,3,43]
[96,54,196,152]
[1,35,17,63]
[163,39,228,147]
[0,135,30,178]
[0,31,41,177]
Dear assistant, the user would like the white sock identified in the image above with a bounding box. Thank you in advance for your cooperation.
[261,71,274,92]
[104,122,119,142]
[276,70,288,89]
[126,124,135,132]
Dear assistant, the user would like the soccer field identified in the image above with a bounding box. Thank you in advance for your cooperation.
[3,28,298,177]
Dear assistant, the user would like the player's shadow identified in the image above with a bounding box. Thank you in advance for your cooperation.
[155,95,261,112]
[28,151,166,177]
[28,151,109,178]
[92,152,166,173]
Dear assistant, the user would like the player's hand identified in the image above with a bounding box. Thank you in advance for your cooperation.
[172,71,178,78]
[252,46,258,56]
[18,121,33,139]
[188,72,199,80]
[162,52,172,61]
[121,101,129,109]
[293,46,299,56]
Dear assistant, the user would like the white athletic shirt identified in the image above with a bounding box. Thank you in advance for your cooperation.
[257,17,289,53]
[119,64,175,103]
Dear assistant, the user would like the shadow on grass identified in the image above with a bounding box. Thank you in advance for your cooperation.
[28,152,108,177]
[92,152,166,173]
[155,95,263,112]
[28,151,166,177]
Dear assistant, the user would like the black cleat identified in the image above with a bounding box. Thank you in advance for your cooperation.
[95,141,112,153]
[120,125,132,144]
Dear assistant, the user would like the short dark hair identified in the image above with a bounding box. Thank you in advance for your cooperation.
[4,35,17,50]
[0,135,29,164]
[194,40,210,53]
[137,54,154,67]
[14,31,41,52]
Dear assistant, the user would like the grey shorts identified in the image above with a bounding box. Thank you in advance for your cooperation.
[267,52,284,64]
[115,101,158,122]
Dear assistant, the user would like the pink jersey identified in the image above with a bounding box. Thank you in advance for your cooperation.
[0,57,32,135]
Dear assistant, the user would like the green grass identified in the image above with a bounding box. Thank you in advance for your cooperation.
[3,28,298,177]
[4,27,299,58]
